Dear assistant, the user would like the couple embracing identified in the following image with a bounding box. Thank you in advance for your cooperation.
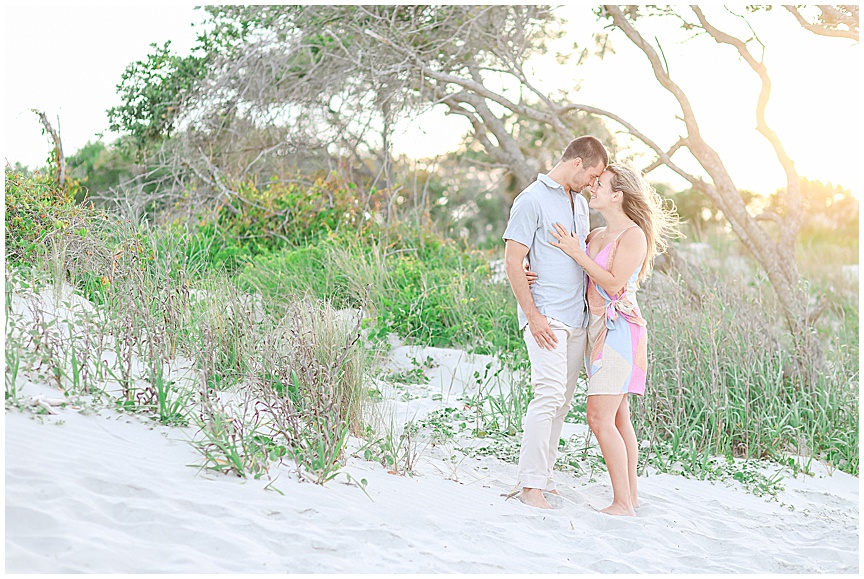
[503,136,675,516]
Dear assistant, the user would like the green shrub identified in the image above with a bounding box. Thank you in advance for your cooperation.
[235,242,354,308]
[236,233,523,357]
[373,249,519,354]
[5,169,88,263]
[183,173,384,274]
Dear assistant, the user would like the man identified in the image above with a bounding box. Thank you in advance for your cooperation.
[502,136,608,509]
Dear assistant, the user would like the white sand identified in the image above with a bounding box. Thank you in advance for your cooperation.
[6,372,859,572]
[4,285,860,573]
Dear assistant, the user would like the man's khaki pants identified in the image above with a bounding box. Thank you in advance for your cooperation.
[517,317,587,491]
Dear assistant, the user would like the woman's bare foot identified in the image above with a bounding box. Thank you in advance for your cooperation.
[519,488,553,509]
[600,502,636,516]
[631,497,639,509]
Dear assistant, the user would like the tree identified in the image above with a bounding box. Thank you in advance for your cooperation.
[577,5,858,377]
[108,41,209,153]
[65,140,136,203]
[108,5,613,212]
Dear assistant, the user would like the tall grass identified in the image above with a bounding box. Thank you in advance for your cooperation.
[6,215,374,483]
[637,268,858,476]
[190,290,372,483]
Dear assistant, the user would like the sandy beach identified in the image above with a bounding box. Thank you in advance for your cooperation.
[5,339,859,573]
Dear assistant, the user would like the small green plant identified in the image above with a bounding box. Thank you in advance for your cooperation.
[190,386,271,479]
[419,406,471,443]
[294,421,351,484]
[140,362,192,426]
[390,355,438,385]
[644,440,788,497]
[389,367,429,385]
[5,349,21,402]
[363,419,423,476]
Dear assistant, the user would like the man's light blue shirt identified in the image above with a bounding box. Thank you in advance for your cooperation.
[502,173,590,330]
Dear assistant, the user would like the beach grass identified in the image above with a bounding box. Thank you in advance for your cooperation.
[5,167,858,490]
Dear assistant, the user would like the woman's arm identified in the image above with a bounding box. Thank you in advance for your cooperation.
[550,223,647,295]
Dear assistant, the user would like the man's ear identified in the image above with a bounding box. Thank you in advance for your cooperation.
[571,157,583,170]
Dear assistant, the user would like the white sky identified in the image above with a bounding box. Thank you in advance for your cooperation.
[3,4,860,197]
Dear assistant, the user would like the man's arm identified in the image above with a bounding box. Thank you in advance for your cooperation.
[504,239,558,350]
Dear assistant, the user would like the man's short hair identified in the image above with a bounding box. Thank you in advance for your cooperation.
[561,136,608,169]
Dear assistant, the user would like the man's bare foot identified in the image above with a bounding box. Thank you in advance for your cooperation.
[546,489,561,496]
[600,502,636,517]
[519,488,553,509]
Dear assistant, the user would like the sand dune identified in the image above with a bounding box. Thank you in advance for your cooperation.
[5,285,858,573]
[6,377,858,573]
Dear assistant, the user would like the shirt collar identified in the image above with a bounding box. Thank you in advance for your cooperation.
[537,173,569,195]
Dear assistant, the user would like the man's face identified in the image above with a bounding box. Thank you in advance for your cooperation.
[573,160,606,192]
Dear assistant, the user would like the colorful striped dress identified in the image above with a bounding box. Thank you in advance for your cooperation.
[586,225,648,396]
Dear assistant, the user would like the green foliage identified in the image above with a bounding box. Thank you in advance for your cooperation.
[139,362,193,426]
[375,246,521,355]
[4,168,89,263]
[191,402,273,478]
[183,174,381,274]
[236,233,523,356]
[361,419,422,476]
[107,41,208,151]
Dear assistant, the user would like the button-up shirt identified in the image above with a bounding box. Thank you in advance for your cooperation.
[502,173,590,330]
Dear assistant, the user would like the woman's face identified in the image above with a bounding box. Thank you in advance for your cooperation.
[588,170,617,210]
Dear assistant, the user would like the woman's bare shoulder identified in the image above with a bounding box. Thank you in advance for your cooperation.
[619,225,647,248]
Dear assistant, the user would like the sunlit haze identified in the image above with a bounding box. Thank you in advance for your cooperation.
[4,4,860,198]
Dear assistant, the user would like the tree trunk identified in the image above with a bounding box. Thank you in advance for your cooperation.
[33,109,66,188]
[600,6,826,380]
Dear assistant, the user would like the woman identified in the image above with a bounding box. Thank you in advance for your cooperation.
[527,163,676,516]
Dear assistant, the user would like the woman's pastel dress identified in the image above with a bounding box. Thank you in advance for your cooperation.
[586,226,648,396]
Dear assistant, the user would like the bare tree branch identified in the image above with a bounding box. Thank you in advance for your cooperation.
[602,4,827,373]
[642,138,686,174]
[783,5,859,40]
[690,6,802,277]
[32,110,66,187]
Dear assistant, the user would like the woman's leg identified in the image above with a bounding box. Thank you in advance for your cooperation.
[616,395,639,508]
[586,394,635,516]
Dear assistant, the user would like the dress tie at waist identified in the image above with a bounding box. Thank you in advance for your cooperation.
[604,293,646,330]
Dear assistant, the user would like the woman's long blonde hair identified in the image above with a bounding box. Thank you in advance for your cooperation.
[606,163,678,284]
